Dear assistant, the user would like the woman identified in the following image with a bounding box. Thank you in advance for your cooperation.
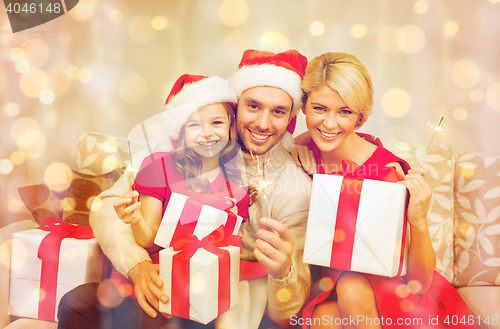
[293,52,476,329]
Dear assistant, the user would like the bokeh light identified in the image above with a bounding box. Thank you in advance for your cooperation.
[86,196,98,212]
[46,66,70,95]
[10,151,26,165]
[44,162,71,191]
[489,0,500,3]
[58,31,72,44]
[0,70,4,92]
[8,199,24,212]
[10,47,24,61]
[103,154,120,172]
[64,247,79,261]
[260,31,289,52]
[400,299,414,312]
[224,30,253,59]
[0,240,13,269]
[109,9,123,24]
[394,142,411,154]
[378,25,401,54]
[69,0,96,21]
[459,222,474,236]
[20,69,49,98]
[414,0,429,14]
[397,25,425,54]
[22,39,50,68]
[10,118,46,159]
[97,279,124,308]
[191,272,206,294]
[408,280,421,294]
[395,284,410,298]
[10,240,27,270]
[451,59,480,89]
[333,229,345,243]
[32,288,45,303]
[119,74,149,103]
[118,283,133,297]
[486,82,500,112]
[276,288,292,303]
[469,89,484,102]
[79,69,93,83]
[381,88,411,117]
[318,277,334,291]
[459,163,475,178]
[66,65,81,80]
[129,16,157,44]
[351,24,367,39]
[219,0,248,27]
[444,20,459,36]
[5,103,21,117]
[0,159,14,175]
[453,107,468,121]
[310,21,325,36]
[91,196,103,211]
[62,197,76,211]
[39,90,55,104]
[15,59,31,74]
[44,111,59,129]
[151,16,168,30]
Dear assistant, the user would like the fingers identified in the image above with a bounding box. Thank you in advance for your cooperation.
[292,145,316,174]
[259,217,295,243]
[291,146,301,167]
[130,262,168,318]
[408,167,432,189]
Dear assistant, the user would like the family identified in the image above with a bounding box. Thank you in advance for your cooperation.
[57,49,476,329]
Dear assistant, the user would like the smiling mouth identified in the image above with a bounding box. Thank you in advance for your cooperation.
[197,141,218,147]
[249,130,271,143]
[318,129,340,139]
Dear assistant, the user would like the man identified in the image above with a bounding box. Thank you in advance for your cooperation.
[58,49,311,329]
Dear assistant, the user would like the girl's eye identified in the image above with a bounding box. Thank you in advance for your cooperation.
[187,123,199,128]
[213,121,224,125]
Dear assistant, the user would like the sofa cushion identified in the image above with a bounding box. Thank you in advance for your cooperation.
[456,286,500,329]
[75,132,130,176]
[393,145,455,283]
[17,185,66,227]
[453,152,500,287]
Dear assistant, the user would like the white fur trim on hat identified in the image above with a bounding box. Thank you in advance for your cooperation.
[229,64,303,118]
[162,76,237,140]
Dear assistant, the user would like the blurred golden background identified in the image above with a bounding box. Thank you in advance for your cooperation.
[1,0,500,226]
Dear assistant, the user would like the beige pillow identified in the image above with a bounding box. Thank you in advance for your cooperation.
[453,152,500,287]
[393,145,455,283]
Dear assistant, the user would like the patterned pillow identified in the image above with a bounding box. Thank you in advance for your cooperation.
[453,152,500,287]
[18,184,66,226]
[62,169,124,226]
[76,132,130,175]
[393,145,455,283]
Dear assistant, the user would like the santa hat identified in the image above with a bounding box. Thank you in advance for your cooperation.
[162,74,237,140]
[229,49,307,134]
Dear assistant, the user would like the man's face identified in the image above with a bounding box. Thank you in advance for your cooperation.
[236,86,293,155]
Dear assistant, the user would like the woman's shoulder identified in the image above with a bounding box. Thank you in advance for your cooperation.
[359,133,410,173]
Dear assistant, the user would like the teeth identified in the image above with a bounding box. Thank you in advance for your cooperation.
[320,130,339,138]
[250,131,269,140]
[198,141,217,146]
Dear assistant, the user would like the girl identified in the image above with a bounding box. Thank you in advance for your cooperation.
[114,74,248,253]
[293,53,476,328]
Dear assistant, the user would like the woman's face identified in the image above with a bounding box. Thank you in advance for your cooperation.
[305,85,361,154]
[184,103,230,160]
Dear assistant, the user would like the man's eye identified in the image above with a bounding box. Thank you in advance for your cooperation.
[248,104,258,109]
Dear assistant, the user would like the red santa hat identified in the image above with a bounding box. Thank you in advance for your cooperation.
[163,74,237,140]
[229,49,308,134]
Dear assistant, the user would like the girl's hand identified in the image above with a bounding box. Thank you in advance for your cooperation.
[225,197,238,216]
[291,144,317,175]
[113,190,143,225]
[398,167,433,229]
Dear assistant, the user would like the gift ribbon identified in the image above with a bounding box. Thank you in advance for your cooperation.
[169,192,239,245]
[329,160,408,276]
[170,226,241,320]
[37,217,94,321]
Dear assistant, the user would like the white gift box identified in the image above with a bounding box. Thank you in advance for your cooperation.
[159,245,239,324]
[303,174,409,277]
[9,228,102,322]
[154,192,243,248]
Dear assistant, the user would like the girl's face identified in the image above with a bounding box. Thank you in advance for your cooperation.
[305,85,361,154]
[184,103,230,160]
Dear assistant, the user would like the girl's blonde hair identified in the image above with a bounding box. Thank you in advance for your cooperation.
[172,102,242,193]
[302,52,374,128]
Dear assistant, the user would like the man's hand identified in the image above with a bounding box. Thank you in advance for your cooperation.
[254,217,294,279]
[291,144,316,175]
[128,261,169,318]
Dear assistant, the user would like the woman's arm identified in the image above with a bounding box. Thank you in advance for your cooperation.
[391,164,435,294]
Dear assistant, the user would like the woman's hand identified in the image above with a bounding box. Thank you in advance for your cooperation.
[291,144,317,175]
[398,167,433,229]
[225,197,238,216]
[113,190,143,225]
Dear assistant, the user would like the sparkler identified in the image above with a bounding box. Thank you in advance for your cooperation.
[249,150,273,204]
[126,140,136,190]
[419,116,444,167]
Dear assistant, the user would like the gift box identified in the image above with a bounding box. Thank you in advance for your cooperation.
[9,218,102,322]
[159,227,240,324]
[154,192,244,248]
[303,174,409,277]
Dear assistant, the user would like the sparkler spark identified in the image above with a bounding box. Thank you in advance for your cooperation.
[419,116,444,167]
[249,150,273,204]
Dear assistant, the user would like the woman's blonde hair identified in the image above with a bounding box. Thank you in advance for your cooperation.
[302,52,374,128]
[172,102,243,193]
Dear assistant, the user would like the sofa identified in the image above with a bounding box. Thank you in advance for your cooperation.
[0,132,499,328]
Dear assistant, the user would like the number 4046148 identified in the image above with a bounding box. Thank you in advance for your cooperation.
[443,314,498,326]
[6,2,62,14]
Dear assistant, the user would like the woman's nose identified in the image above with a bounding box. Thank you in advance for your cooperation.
[323,113,337,129]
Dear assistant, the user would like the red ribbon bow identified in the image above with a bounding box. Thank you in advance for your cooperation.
[330,160,408,276]
[37,217,94,321]
[170,226,241,320]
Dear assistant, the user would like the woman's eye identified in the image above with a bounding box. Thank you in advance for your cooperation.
[340,109,353,115]
[314,106,326,112]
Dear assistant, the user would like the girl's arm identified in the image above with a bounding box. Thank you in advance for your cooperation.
[391,164,435,294]
[114,191,163,250]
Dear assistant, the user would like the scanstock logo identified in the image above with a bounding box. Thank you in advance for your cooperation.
[3,0,79,33]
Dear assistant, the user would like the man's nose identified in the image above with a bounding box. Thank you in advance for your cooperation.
[254,110,271,131]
